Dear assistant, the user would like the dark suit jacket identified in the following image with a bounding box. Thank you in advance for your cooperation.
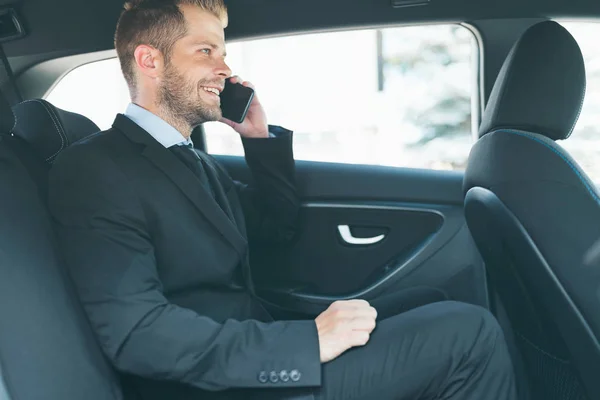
[48,115,321,398]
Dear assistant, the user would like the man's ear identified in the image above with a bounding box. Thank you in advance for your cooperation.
[133,45,164,80]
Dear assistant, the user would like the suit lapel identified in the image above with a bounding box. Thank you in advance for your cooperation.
[113,115,247,256]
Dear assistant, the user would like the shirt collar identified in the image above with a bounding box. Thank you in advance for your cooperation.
[124,103,193,148]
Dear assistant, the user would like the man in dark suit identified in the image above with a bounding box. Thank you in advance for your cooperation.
[48,0,518,399]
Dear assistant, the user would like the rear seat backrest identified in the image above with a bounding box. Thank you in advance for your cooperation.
[0,96,124,399]
[12,99,101,164]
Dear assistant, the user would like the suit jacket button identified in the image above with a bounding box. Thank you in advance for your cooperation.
[279,370,290,382]
[258,371,268,383]
[290,369,301,382]
[269,371,279,383]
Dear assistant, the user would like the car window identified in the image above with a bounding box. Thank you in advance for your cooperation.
[205,25,478,170]
[46,24,479,171]
[46,58,130,130]
[557,22,600,182]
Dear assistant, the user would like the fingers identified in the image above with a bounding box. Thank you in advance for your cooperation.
[326,299,377,335]
[348,316,377,332]
[351,306,377,322]
[229,75,255,90]
[342,299,370,307]
[348,330,371,347]
[330,299,377,320]
[331,299,370,309]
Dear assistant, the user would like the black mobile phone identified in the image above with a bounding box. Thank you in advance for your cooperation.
[220,78,255,123]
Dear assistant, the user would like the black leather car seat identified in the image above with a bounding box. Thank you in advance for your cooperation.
[463,21,595,400]
[0,95,126,399]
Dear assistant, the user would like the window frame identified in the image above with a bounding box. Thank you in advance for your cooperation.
[40,22,484,170]
[199,22,484,165]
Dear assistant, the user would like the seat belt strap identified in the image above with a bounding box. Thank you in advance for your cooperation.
[0,45,21,106]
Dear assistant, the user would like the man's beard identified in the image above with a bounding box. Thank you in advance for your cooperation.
[158,62,222,129]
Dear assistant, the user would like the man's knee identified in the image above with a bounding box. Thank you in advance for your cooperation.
[432,301,504,355]
[448,301,500,332]
[437,301,503,346]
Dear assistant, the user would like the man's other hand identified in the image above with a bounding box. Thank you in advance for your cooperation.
[219,76,269,139]
[315,299,377,363]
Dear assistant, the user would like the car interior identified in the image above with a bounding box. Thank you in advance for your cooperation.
[1,0,600,399]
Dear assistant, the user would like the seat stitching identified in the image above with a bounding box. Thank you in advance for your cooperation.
[514,331,570,363]
[566,78,586,139]
[10,103,16,135]
[40,101,67,161]
[18,99,67,161]
[22,99,66,161]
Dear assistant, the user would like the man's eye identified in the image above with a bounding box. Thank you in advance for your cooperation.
[199,48,211,55]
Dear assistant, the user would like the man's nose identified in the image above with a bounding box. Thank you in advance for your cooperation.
[216,60,232,78]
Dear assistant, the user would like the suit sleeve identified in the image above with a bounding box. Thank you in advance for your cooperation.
[236,125,300,244]
[48,145,321,391]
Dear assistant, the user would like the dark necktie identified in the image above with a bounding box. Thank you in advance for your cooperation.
[169,143,215,198]
[170,144,249,291]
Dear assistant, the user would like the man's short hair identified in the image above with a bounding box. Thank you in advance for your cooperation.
[115,0,228,97]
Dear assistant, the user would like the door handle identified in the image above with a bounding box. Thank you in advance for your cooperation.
[337,225,385,245]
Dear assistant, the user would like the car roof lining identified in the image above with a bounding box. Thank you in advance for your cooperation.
[2,0,600,77]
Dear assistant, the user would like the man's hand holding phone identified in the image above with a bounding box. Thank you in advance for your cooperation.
[219,76,269,139]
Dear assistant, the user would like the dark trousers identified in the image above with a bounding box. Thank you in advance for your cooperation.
[312,300,517,399]
[129,288,518,400]
[242,288,518,400]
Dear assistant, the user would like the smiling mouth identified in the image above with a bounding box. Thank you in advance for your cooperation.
[201,87,221,96]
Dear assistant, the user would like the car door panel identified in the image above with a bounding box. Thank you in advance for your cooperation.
[253,202,445,295]
[217,156,488,314]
